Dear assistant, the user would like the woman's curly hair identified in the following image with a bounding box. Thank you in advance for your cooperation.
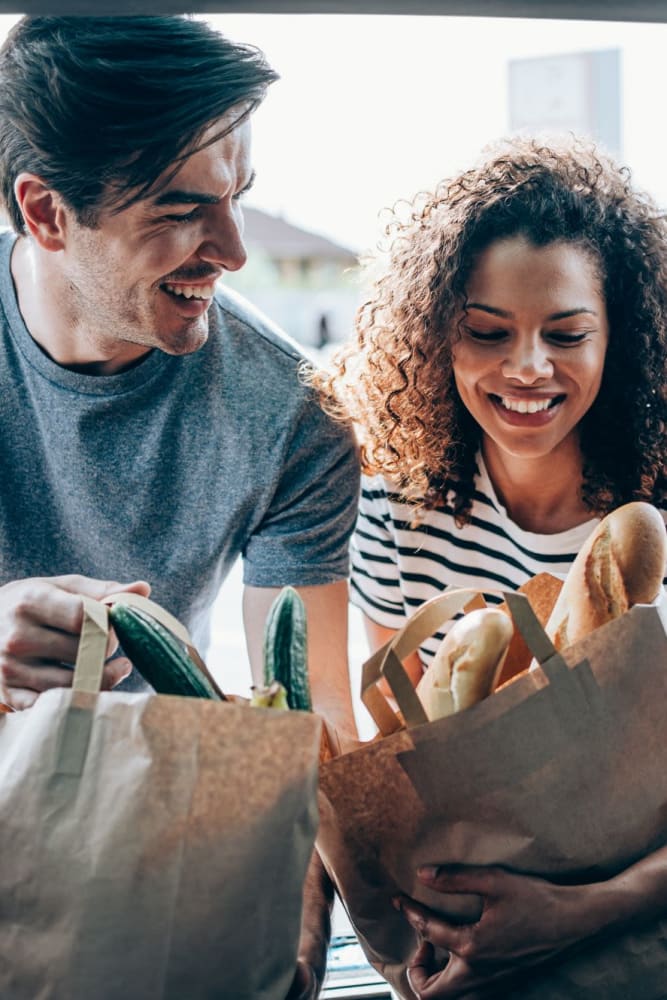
[311,134,667,524]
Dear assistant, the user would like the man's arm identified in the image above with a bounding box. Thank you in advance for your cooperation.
[243,580,358,745]
[396,848,667,998]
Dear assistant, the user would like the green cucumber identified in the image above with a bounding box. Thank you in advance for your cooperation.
[109,603,221,700]
[262,586,311,711]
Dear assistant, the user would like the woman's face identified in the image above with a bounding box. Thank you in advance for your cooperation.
[451,235,609,464]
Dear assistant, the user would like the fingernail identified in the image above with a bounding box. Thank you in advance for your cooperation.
[391,896,402,911]
[417,865,439,881]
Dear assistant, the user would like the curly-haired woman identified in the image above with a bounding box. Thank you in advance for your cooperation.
[313,136,667,997]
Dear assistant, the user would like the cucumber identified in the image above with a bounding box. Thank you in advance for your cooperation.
[109,603,222,700]
[262,586,311,711]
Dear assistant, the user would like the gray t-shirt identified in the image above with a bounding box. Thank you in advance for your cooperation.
[0,232,359,689]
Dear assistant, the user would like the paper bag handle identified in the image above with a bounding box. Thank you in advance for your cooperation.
[361,586,567,735]
[72,596,110,694]
[57,594,223,778]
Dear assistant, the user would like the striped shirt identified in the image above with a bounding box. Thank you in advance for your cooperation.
[351,453,602,667]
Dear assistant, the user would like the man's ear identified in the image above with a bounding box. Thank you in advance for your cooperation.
[13,173,69,251]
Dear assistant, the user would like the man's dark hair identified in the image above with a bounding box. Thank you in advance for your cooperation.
[0,15,279,231]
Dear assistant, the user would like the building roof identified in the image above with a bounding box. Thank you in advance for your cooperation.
[243,205,358,263]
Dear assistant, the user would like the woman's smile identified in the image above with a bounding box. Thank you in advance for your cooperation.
[452,235,610,465]
[488,391,566,426]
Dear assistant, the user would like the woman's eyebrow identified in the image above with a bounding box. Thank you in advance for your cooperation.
[548,308,598,320]
[466,303,513,318]
[466,304,598,320]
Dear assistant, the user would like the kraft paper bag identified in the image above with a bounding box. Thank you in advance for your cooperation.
[317,583,667,999]
[0,596,322,1000]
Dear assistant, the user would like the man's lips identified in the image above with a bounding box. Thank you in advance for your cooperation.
[161,279,218,301]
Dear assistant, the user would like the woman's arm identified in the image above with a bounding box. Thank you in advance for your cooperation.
[397,846,667,998]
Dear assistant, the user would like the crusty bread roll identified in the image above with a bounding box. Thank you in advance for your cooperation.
[545,501,667,650]
[416,608,514,721]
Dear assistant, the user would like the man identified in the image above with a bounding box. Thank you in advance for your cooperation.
[0,15,360,998]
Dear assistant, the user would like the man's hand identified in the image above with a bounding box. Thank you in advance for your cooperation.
[397,864,606,999]
[0,574,151,710]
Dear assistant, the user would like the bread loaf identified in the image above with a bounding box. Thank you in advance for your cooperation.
[545,501,666,650]
[416,608,514,721]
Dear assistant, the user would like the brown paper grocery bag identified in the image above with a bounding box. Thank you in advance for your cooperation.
[317,585,667,999]
[0,596,322,1000]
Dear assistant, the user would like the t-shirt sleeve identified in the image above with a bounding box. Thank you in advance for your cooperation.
[242,399,360,588]
[350,475,406,628]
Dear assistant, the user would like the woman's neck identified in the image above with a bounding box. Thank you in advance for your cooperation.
[481,436,594,534]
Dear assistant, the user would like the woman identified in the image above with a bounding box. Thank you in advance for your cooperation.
[312,136,667,997]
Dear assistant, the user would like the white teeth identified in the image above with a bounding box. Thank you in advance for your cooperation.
[163,282,215,300]
[499,396,554,414]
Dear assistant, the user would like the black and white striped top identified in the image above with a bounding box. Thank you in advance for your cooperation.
[351,453,604,668]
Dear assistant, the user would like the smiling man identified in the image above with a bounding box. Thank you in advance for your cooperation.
[0,16,360,998]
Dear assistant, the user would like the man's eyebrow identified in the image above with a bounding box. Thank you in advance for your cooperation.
[466,303,598,321]
[152,190,222,207]
[152,171,256,208]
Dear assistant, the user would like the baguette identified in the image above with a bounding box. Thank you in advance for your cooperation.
[545,501,666,650]
[416,608,514,721]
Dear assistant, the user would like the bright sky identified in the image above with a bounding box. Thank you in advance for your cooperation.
[207,13,667,254]
[2,12,666,254]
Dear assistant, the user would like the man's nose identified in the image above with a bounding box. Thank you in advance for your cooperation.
[197,205,247,272]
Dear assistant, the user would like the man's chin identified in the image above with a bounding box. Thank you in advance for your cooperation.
[158,318,210,356]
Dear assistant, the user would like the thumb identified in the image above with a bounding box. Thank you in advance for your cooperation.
[110,579,152,598]
[418,863,500,896]
[101,656,133,689]
[55,575,152,601]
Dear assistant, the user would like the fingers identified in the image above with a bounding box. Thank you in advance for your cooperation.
[0,655,132,709]
[1,577,150,638]
[1,659,76,692]
[407,943,491,1000]
[101,658,132,690]
[397,895,477,955]
[4,687,41,711]
[407,940,441,993]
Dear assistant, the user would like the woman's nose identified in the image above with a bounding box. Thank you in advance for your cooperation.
[501,339,553,382]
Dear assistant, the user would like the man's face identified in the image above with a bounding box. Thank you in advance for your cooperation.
[60,117,253,371]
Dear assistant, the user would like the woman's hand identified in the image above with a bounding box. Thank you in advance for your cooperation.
[396,863,611,999]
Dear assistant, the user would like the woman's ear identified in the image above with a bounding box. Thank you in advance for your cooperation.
[13,173,69,251]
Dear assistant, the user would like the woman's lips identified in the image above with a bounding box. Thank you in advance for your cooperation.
[488,392,565,426]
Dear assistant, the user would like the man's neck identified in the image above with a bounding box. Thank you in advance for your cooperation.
[10,236,147,375]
